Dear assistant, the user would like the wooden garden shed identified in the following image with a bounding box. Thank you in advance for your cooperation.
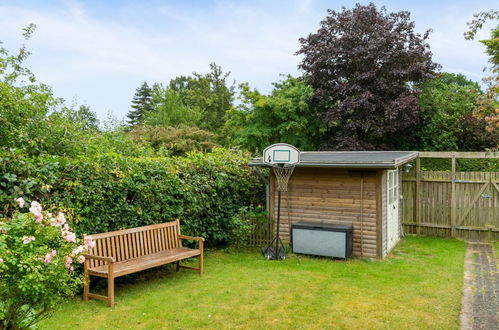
[250,151,418,259]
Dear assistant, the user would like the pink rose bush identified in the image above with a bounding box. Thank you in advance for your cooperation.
[0,199,94,329]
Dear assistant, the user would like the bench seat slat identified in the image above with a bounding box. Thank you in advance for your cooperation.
[88,247,201,278]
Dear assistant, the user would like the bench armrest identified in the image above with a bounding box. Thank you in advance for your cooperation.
[83,254,115,263]
[179,235,205,242]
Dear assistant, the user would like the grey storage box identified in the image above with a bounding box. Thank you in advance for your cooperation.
[291,222,353,259]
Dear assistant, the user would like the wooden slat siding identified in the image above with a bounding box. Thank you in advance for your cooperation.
[402,171,499,241]
[381,170,387,257]
[272,168,378,258]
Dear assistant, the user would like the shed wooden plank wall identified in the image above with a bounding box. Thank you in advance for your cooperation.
[381,170,387,258]
[270,168,379,258]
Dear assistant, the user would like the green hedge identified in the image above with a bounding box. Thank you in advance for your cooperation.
[0,148,264,247]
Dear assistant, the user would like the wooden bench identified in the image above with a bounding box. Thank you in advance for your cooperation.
[82,220,204,307]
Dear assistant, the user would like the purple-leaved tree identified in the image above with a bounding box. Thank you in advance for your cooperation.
[297,3,440,150]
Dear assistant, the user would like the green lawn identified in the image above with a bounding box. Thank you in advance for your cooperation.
[40,236,465,329]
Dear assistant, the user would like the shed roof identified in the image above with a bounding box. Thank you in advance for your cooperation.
[249,151,418,169]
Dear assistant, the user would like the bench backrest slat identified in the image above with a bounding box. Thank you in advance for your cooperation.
[88,220,182,264]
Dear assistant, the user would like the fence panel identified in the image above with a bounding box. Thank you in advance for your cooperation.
[248,216,273,246]
[402,171,499,241]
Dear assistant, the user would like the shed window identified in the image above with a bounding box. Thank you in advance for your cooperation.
[388,170,398,204]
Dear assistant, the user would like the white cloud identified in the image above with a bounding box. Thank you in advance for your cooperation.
[0,0,495,119]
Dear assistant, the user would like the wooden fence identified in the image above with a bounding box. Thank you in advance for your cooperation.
[248,215,273,246]
[402,152,498,241]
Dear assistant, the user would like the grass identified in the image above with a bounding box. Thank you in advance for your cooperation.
[40,236,465,329]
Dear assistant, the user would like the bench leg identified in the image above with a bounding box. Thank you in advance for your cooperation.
[83,271,90,301]
[107,263,115,307]
[176,261,180,272]
[199,254,204,275]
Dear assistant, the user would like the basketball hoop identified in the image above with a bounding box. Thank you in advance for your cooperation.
[272,164,295,192]
[261,144,300,260]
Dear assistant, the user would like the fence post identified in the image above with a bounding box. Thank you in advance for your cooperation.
[415,156,421,235]
[451,155,456,237]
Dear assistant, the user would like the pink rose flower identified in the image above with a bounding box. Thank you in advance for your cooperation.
[65,257,73,269]
[44,253,52,263]
[35,213,43,224]
[15,197,25,208]
[84,235,96,250]
[63,223,69,231]
[71,246,83,256]
[56,212,66,225]
[78,255,85,264]
[64,232,76,243]
[0,257,4,263]
[29,201,42,215]
[22,236,35,244]
[70,266,74,272]
[51,249,57,257]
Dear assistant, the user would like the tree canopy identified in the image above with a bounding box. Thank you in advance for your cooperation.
[297,3,439,150]
[223,76,321,152]
[417,73,498,151]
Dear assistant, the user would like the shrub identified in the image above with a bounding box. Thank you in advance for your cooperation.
[129,124,219,156]
[0,200,92,329]
[0,148,264,247]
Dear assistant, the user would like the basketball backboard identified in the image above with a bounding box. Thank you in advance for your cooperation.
[263,143,300,166]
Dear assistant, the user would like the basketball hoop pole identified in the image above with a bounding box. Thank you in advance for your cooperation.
[261,144,300,260]
[275,177,282,259]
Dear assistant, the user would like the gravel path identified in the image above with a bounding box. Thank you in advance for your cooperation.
[460,243,498,330]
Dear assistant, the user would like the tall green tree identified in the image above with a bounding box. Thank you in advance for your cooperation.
[297,3,439,150]
[223,75,321,153]
[168,63,235,133]
[418,73,498,151]
[127,81,153,127]
[144,84,202,127]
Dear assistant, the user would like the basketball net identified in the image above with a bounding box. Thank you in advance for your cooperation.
[273,164,295,192]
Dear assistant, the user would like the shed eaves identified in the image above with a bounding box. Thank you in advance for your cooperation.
[249,151,418,169]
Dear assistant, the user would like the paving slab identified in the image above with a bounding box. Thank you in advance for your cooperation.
[460,243,498,330]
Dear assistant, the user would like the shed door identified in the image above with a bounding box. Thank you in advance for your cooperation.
[386,170,399,252]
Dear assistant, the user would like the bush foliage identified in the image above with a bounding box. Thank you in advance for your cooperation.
[0,148,264,247]
[0,201,90,329]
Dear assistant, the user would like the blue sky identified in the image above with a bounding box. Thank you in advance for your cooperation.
[0,0,497,121]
